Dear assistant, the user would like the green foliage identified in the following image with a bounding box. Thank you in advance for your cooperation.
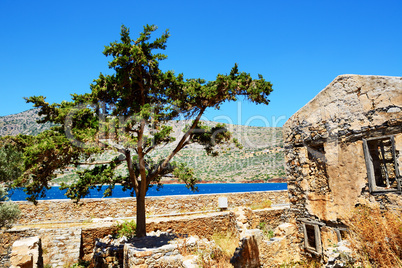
[0,137,24,184]
[258,222,274,239]
[114,220,136,239]
[172,161,197,191]
[0,138,23,230]
[17,24,273,237]
[0,184,21,229]
[70,260,90,268]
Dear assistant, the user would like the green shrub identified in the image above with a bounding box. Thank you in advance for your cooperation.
[115,220,136,238]
[0,185,20,229]
[70,260,90,268]
[258,222,274,240]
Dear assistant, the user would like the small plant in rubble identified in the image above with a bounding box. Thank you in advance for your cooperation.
[114,220,136,239]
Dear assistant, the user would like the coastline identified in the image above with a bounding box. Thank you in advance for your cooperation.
[9,182,288,201]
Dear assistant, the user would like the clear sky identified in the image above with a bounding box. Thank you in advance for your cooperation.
[1,0,401,127]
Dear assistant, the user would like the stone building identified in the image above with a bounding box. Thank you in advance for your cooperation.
[283,75,402,257]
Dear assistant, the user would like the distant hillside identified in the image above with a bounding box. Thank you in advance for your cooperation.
[0,109,55,136]
[151,121,285,183]
[0,109,285,184]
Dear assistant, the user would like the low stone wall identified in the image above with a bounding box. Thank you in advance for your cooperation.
[147,212,238,239]
[15,190,289,224]
[124,240,185,268]
[123,235,199,268]
[0,229,35,267]
[254,208,288,229]
[81,225,118,262]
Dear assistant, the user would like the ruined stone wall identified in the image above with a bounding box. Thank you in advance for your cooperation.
[283,75,402,257]
[81,225,118,262]
[1,208,287,267]
[1,227,82,268]
[15,190,289,224]
[0,229,36,267]
[92,207,289,268]
[146,212,238,239]
[1,205,288,267]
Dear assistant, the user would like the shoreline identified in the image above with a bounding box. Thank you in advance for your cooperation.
[9,182,288,202]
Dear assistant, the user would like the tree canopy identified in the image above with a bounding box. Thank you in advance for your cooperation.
[0,138,24,185]
[0,138,23,229]
[16,24,273,237]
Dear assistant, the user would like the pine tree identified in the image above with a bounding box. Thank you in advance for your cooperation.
[17,25,273,237]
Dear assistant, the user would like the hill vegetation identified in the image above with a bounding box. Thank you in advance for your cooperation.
[0,109,55,136]
[0,109,285,184]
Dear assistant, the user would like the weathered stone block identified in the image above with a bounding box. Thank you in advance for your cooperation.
[10,236,43,268]
[230,234,260,268]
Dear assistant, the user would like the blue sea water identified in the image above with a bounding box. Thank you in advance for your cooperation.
[8,183,287,201]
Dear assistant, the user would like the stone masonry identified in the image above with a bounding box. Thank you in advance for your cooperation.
[1,190,288,267]
[14,190,288,225]
[283,74,402,261]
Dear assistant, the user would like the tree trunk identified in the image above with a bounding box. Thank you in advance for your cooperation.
[136,192,147,237]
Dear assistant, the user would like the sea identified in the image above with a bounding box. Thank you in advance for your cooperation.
[7,183,287,201]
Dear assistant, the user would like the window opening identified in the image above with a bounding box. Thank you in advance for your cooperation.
[307,143,328,176]
[335,228,349,242]
[308,144,325,163]
[363,136,401,193]
[302,222,322,254]
[305,224,316,248]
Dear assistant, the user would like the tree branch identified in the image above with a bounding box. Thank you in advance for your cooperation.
[148,106,206,181]
[125,149,139,196]
[75,159,125,165]
[98,139,127,155]
[144,145,156,155]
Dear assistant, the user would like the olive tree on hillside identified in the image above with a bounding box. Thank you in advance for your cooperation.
[16,25,273,237]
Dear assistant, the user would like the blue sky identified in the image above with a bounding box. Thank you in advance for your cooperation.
[1,0,401,126]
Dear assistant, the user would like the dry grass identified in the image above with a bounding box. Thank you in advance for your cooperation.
[211,232,239,259]
[346,205,402,268]
[197,232,239,268]
[175,235,196,257]
[279,259,321,268]
[249,199,272,210]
